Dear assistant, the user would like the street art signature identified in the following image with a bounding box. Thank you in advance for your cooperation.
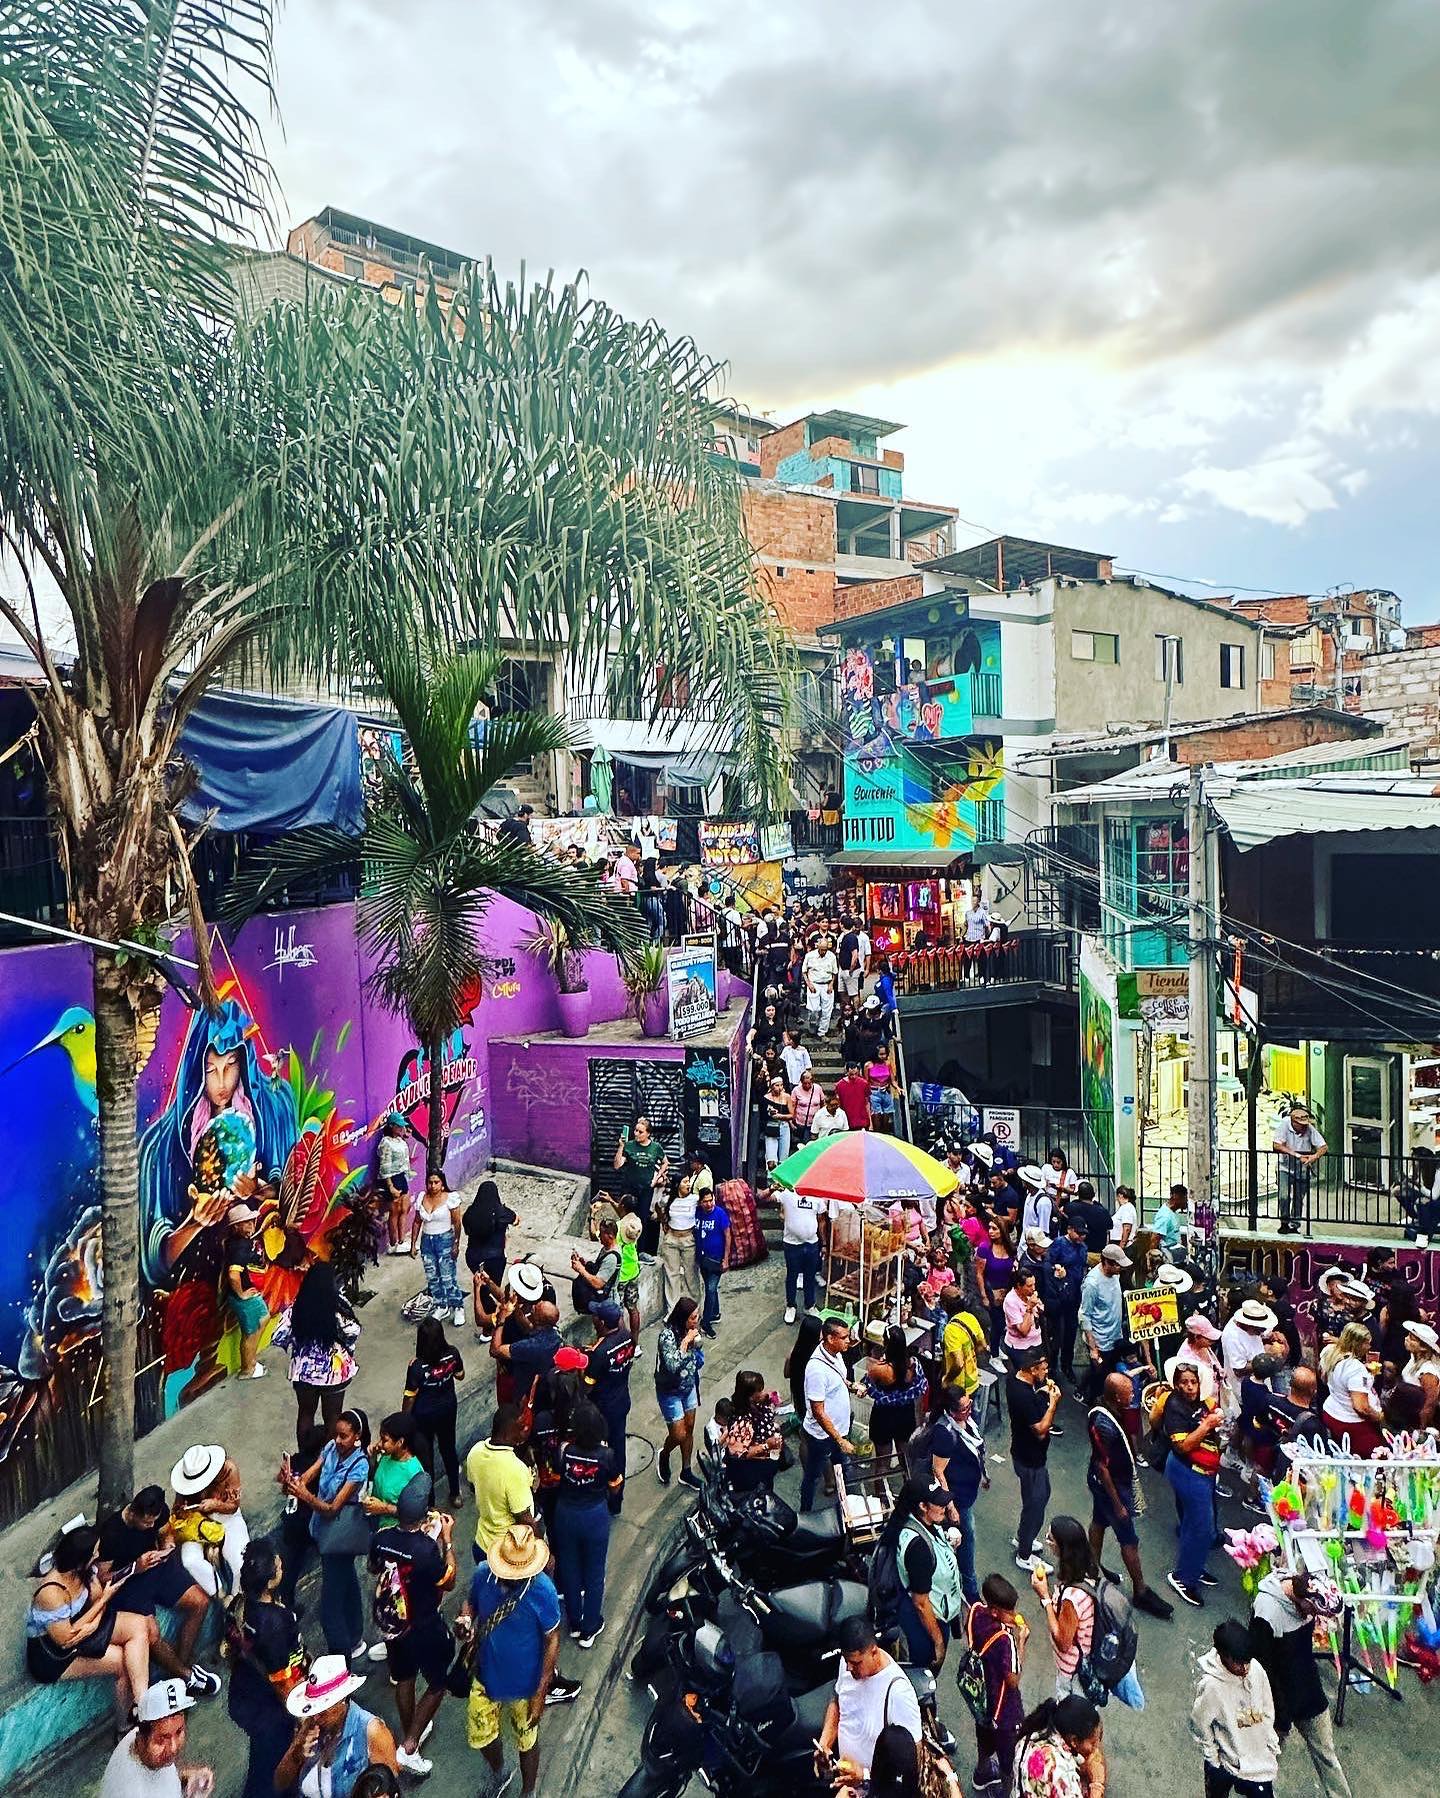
[1222,1236,1440,1342]
[265,923,319,980]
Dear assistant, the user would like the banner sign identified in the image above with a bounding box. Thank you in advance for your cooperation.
[699,819,760,866]
[667,944,718,1040]
[1125,1284,1180,1342]
[981,1105,1020,1148]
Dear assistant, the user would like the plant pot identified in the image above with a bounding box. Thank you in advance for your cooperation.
[556,987,591,1038]
[640,988,669,1039]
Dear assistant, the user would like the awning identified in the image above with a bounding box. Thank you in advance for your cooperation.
[179,690,363,834]
[830,848,967,870]
[574,719,733,788]
[1215,776,1440,852]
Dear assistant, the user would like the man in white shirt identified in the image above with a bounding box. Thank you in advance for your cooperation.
[778,1185,823,1322]
[613,848,639,895]
[101,1681,213,1798]
[800,1316,853,1509]
[1274,1103,1326,1235]
[1220,1298,1278,1412]
[963,891,991,944]
[813,1090,850,1140]
[818,1618,922,1778]
[779,1028,811,1089]
[836,917,872,1001]
[803,934,840,1039]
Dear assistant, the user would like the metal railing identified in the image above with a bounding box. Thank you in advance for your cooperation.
[1135,1140,1417,1236]
[1258,942,1440,1039]
[0,813,68,943]
[567,689,726,724]
[789,810,842,853]
[971,670,1003,716]
[894,929,1072,996]
[975,795,1006,844]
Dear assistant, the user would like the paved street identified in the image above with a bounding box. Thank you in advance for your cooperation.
[43,1236,1430,1798]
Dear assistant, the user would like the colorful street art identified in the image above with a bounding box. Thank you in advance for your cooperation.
[1080,968,1116,1169]
[838,622,1000,757]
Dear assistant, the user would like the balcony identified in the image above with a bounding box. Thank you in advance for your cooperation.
[1259,942,1440,1041]
[975,795,1006,845]
[971,670,1002,717]
[0,814,68,945]
[895,928,1073,1013]
[789,810,842,854]
[567,689,726,724]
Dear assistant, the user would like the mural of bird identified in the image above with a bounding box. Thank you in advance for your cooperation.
[4,1007,98,1114]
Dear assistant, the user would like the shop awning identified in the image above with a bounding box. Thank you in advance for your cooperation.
[1214,776,1440,851]
[830,848,966,870]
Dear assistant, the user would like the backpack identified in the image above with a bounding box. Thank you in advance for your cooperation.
[571,1247,618,1317]
[1073,1573,1137,1698]
[955,1604,1006,1724]
[372,1553,410,1642]
[867,1530,905,1641]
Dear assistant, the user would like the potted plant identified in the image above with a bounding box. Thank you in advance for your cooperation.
[623,943,671,1038]
[524,920,592,1037]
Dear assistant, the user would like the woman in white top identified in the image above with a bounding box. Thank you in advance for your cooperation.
[409,1170,465,1323]
[1040,1150,1079,1207]
[1320,1321,1385,1457]
[1108,1184,1138,1250]
[1401,1321,1440,1428]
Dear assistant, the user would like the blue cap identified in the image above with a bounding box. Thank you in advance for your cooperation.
[386,1113,407,1129]
[592,1300,623,1326]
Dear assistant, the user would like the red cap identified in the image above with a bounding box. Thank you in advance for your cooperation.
[554,1345,590,1372]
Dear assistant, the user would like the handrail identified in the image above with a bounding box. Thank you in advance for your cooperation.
[890,1001,914,1143]
[736,952,761,1182]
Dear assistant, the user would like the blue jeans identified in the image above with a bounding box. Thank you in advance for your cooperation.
[554,1500,610,1636]
[900,1596,950,1670]
[800,1432,845,1511]
[319,1552,364,1656]
[784,1240,821,1310]
[699,1259,723,1330]
[951,1503,979,1603]
[420,1235,462,1310]
[1166,1453,1216,1590]
[766,1120,791,1165]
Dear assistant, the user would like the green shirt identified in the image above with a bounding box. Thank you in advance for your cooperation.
[619,1238,640,1282]
[620,1138,663,1193]
[372,1452,424,1506]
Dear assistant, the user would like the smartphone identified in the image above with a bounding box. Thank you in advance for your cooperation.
[110,1563,135,1584]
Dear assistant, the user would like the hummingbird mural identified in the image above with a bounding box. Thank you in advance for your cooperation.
[3,1007,99,1113]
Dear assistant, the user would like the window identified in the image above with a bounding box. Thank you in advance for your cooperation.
[1071,630,1119,664]
[1291,626,1323,668]
[775,566,786,578]
[1220,643,1246,689]
[1155,635,1183,685]
[342,254,363,280]
[1261,640,1276,682]
[851,463,880,495]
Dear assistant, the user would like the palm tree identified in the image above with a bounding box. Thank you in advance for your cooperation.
[0,2,787,1510]
[223,645,644,1178]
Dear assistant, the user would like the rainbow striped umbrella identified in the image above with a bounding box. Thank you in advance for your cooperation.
[771,1133,958,1205]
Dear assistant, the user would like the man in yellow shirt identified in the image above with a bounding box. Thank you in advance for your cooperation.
[464,1403,538,1556]
[941,1288,988,1397]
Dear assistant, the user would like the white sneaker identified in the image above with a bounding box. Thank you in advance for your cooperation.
[243,1363,268,1379]
[395,1747,432,1777]
[453,1306,467,1325]
[367,1640,390,1663]
[784,1306,797,1325]
[1015,1553,1053,1575]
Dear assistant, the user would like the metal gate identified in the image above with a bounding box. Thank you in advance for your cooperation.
[589,1057,685,1193]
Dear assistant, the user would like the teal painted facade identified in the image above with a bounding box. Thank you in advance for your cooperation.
[775,445,903,497]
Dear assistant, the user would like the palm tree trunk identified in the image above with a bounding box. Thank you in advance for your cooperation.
[93,953,140,1513]
[426,1032,446,1180]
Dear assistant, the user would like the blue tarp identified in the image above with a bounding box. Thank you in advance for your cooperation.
[178,691,364,834]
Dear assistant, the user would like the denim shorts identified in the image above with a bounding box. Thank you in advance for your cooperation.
[657,1382,699,1424]
[230,1291,268,1336]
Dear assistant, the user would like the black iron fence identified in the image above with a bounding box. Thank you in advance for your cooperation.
[789,810,842,854]
[0,813,68,943]
[1135,1141,1416,1236]
[895,929,1072,997]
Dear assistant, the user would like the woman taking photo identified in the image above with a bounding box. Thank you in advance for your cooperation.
[763,1076,795,1170]
[403,1316,466,1506]
[1320,1321,1385,1457]
[654,1297,703,1490]
[720,1370,783,1493]
[280,1408,373,1661]
[226,1537,305,1798]
[863,1325,928,1474]
[1013,1694,1105,1798]
[1028,1516,1095,1699]
[274,1261,361,1447]
[1161,1365,1224,1609]
[25,1526,153,1715]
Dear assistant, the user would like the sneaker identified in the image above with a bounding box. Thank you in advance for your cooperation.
[1015,1553,1053,1575]
[491,1772,517,1798]
[184,1663,221,1698]
[545,1674,582,1706]
[452,1306,467,1326]
[1049,1424,1065,1438]
[568,1625,583,1641]
[395,1748,432,1777]
[700,1325,717,1339]
[656,1459,672,1487]
[1167,1572,1205,1608]
[351,1641,370,1660]
[577,1620,606,1650]
[1134,1588,1174,1620]
[388,1243,409,1256]
[1215,1480,1235,1499]
[784,1307,797,1325]
[1242,1497,1268,1518]
[677,1469,703,1491]
[1199,1571,1220,1588]
[367,1640,390,1662]
[242,1363,268,1379]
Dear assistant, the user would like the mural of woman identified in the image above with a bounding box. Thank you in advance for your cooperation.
[139,996,298,1411]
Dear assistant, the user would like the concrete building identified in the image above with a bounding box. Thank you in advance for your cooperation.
[286,206,467,311]
[1358,637,1440,771]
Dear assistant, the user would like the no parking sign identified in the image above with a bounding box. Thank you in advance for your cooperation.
[981,1105,1020,1147]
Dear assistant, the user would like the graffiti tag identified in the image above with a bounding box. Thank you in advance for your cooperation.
[265,924,318,982]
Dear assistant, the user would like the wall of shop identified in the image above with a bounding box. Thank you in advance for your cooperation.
[0,893,631,1520]
[1221,1233,1440,1341]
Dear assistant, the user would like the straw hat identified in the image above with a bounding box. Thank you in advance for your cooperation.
[971,1143,994,1168]
[170,1444,226,1496]
[1155,1265,1194,1294]
[1339,1278,1374,1304]
[286,1655,366,1718]
[505,1263,545,1303]
[1016,1164,1045,1190]
[1233,1299,1278,1333]
[1316,1265,1349,1292]
[1404,1321,1440,1356]
[487,1524,550,1583]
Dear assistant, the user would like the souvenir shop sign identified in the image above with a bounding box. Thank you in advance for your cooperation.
[1124,1283,1180,1342]
[667,944,718,1039]
[843,751,980,855]
[699,819,760,866]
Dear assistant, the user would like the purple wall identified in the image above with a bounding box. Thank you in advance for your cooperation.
[489,1037,683,1172]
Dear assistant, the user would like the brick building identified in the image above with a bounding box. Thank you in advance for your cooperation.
[1228,588,1404,710]
[286,207,466,311]
[1359,639,1440,770]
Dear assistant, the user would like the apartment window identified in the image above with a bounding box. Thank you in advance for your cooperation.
[775,566,786,578]
[1261,640,1276,681]
[1071,629,1119,664]
[1220,643,1246,689]
[342,254,363,280]
[850,463,880,495]
[1155,635,1184,685]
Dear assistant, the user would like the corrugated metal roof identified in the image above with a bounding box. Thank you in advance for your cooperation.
[1057,737,1414,805]
[830,848,967,870]
[1216,776,1440,850]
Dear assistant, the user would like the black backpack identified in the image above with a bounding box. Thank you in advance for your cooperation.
[571,1247,618,1317]
[1068,1573,1138,1701]
[867,1529,905,1641]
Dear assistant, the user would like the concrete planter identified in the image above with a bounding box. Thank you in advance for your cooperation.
[556,987,591,1038]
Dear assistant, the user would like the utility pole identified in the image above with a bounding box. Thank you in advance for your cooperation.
[1187,764,1218,1217]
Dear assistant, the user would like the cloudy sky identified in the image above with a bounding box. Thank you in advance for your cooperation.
[269,0,1440,618]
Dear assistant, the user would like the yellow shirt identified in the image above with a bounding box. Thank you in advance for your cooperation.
[943,1312,987,1397]
[465,1440,534,1551]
